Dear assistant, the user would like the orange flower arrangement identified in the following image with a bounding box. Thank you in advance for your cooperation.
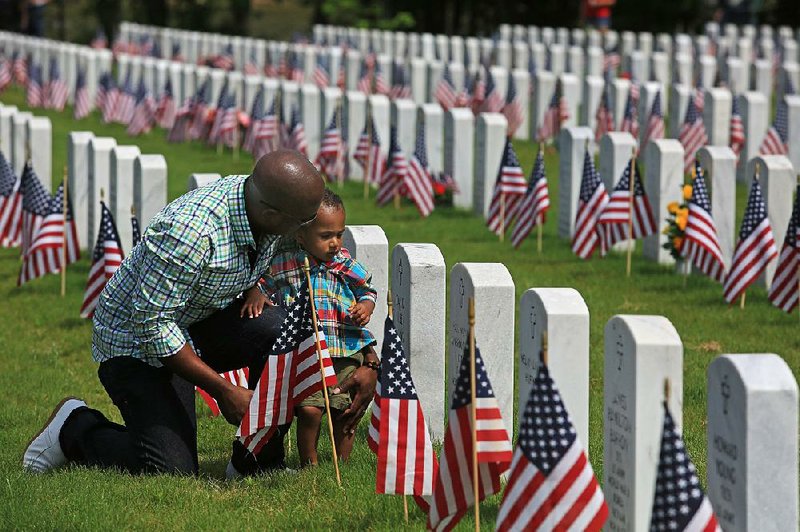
[663,181,693,261]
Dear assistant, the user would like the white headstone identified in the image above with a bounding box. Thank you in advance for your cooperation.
[368,94,391,160]
[651,52,670,98]
[391,243,446,442]
[342,225,389,350]
[87,137,117,249]
[558,127,593,239]
[448,263,515,436]
[420,103,443,176]
[187,173,221,191]
[752,59,772,99]
[698,55,717,89]
[737,92,769,182]
[630,50,650,84]
[643,139,684,264]
[110,146,142,254]
[510,69,530,140]
[669,84,692,139]
[474,113,508,217]
[0,105,17,160]
[67,131,94,251]
[344,91,367,182]
[11,111,32,177]
[583,75,605,132]
[638,82,664,147]
[133,154,167,230]
[26,117,52,192]
[549,44,566,76]
[518,288,590,448]
[409,58,427,104]
[704,87,732,147]
[559,73,580,129]
[391,99,417,159]
[532,71,556,137]
[725,57,747,95]
[697,147,737,268]
[611,78,631,134]
[707,354,798,532]
[785,95,800,172]
[586,46,604,78]
[297,84,321,162]
[674,53,693,87]
[600,132,637,190]
[603,315,683,532]
[444,108,474,210]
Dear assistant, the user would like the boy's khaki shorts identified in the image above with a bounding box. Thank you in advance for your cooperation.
[296,351,364,411]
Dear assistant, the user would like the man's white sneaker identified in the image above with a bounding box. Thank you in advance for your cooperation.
[225,460,244,480]
[22,397,86,473]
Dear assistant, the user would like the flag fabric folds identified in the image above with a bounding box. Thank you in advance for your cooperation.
[0,151,22,248]
[536,81,568,143]
[729,96,745,161]
[18,162,51,257]
[353,115,386,184]
[316,107,347,182]
[404,125,435,217]
[376,127,405,207]
[597,160,657,256]
[595,82,614,142]
[496,364,608,532]
[80,202,124,318]
[510,148,550,249]
[73,67,91,120]
[758,98,789,156]
[723,178,778,303]
[619,91,639,141]
[502,72,524,138]
[427,345,513,532]
[642,90,665,150]
[487,138,528,235]
[681,162,727,283]
[572,151,609,260]
[678,97,708,174]
[768,186,800,313]
[649,403,721,532]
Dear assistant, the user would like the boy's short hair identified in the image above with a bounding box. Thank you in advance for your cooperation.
[320,188,344,212]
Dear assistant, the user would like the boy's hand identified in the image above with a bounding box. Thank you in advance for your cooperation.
[240,287,273,318]
[348,299,375,326]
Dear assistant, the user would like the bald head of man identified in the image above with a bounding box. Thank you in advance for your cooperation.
[245,150,325,239]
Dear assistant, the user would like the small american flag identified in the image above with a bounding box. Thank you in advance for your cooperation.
[723,178,778,304]
[26,63,43,108]
[403,125,435,217]
[502,72,524,138]
[650,403,721,532]
[254,97,280,159]
[237,282,337,454]
[496,363,608,532]
[693,83,705,114]
[374,61,390,95]
[595,82,614,142]
[114,71,136,124]
[18,181,80,286]
[127,78,157,136]
[0,55,12,91]
[481,67,505,114]
[597,160,657,256]
[73,67,91,120]
[759,98,789,156]
[642,90,665,150]
[357,61,372,94]
[376,127,405,207]
[244,50,260,76]
[369,316,438,498]
[487,137,528,235]
[46,57,68,111]
[155,77,176,129]
[243,86,265,153]
[678,97,708,174]
[286,51,305,83]
[768,186,800,313]
[353,115,385,184]
[729,96,745,161]
[603,51,621,75]
[619,91,639,141]
[0,150,22,248]
[213,44,235,71]
[285,105,308,156]
[572,150,609,260]
[681,161,727,283]
[97,72,117,123]
[13,52,28,85]
[536,81,568,143]
[80,202,124,318]
[188,79,211,141]
[171,41,184,62]
[434,63,458,110]
[206,80,231,145]
[218,93,239,149]
[313,54,330,89]
[18,162,51,257]
[315,107,346,181]
[264,51,279,78]
[131,214,141,247]
[389,61,412,100]
[510,148,549,249]
[469,69,486,115]
[427,344,513,532]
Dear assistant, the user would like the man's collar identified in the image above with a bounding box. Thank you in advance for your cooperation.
[229,175,256,249]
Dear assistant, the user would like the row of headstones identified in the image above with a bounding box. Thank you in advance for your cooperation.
[0,103,52,189]
[269,220,796,532]
[557,127,797,287]
[0,31,113,106]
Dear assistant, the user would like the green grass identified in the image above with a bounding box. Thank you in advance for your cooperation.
[1,86,798,529]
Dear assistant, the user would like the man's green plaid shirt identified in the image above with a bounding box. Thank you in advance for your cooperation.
[92,175,279,367]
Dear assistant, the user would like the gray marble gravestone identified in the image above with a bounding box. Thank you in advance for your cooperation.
[444,108,474,210]
[390,243,446,443]
[558,126,593,239]
[110,146,142,255]
[517,288,590,449]
[707,354,798,532]
[448,263,515,436]
[67,132,94,251]
[26,117,52,192]
[603,315,683,532]
[342,225,389,351]
[87,137,117,250]
[697,147,737,269]
[643,139,684,265]
[474,113,508,218]
[510,69,531,141]
[133,154,167,231]
[187,173,221,191]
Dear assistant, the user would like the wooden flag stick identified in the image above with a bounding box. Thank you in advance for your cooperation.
[468,297,480,532]
[499,193,505,242]
[796,263,799,323]
[626,154,637,277]
[537,223,543,254]
[541,330,549,366]
[664,377,671,403]
[60,166,68,297]
[364,110,373,200]
[740,291,746,309]
[302,257,342,486]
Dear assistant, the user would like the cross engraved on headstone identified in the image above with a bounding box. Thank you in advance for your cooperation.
[458,278,465,309]
[721,373,730,415]
[397,260,403,286]
[529,309,536,340]
[616,334,624,371]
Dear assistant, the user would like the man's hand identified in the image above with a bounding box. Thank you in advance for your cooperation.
[348,299,375,326]
[216,386,254,427]
[332,364,378,434]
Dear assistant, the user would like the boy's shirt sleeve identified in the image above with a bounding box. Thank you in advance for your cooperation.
[336,250,377,304]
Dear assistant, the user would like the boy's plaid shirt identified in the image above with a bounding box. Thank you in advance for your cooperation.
[262,238,377,358]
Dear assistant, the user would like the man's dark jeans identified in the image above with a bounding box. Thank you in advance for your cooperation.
[60,301,287,475]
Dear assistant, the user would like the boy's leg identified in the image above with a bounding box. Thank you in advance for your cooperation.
[295,406,323,466]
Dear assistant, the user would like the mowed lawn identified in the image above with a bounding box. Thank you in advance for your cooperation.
[1,87,798,529]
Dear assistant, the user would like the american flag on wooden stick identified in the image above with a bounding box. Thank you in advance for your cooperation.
[390,61,412,100]
[681,161,727,283]
[73,67,90,120]
[0,55,12,92]
[244,49,259,76]
[80,202,124,318]
[434,63,457,111]
[480,67,504,114]
[678,97,708,174]
[404,125,435,217]
[619,90,639,141]
[155,77,176,129]
[496,363,608,532]
[510,148,549,249]
[729,95,745,161]
[376,127,405,207]
[0,150,22,248]
[285,105,308,156]
[758,98,789,156]
[18,162,51,257]
[768,185,800,313]
[26,62,43,108]
[572,150,609,260]
[313,53,330,89]
[237,282,336,454]
[243,86,265,153]
[315,107,346,181]
[97,72,117,124]
[427,344,513,532]
[723,178,778,304]
[127,78,156,136]
[18,181,80,285]
[502,72,524,137]
[46,57,68,111]
[649,403,721,532]
[642,90,665,150]
[487,137,527,235]
[114,71,136,124]
[597,160,657,256]
[368,316,438,499]
[595,82,614,142]
[354,115,385,184]
[536,80,568,143]
[374,61,390,96]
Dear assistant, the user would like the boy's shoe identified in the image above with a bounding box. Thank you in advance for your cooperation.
[22,397,86,473]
